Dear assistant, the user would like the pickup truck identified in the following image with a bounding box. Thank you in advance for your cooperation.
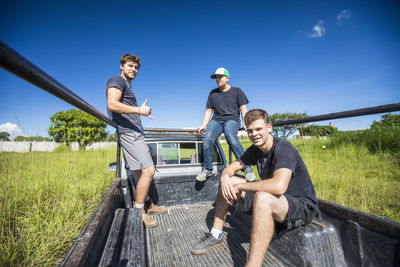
[60,131,399,267]
[0,42,398,267]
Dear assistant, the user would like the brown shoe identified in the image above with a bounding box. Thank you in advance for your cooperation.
[147,202,167,215]
[141,208,158,228]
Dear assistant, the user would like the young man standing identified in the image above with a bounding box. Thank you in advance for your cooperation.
[196,67,255,182]
[191,109,319,266]
[106,54,165,228]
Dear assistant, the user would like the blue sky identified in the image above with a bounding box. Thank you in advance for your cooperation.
[0,0,399,138]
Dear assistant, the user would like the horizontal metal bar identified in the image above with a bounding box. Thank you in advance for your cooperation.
[0,41,116,128]
[144,127,198,133]
[272,103,400,127]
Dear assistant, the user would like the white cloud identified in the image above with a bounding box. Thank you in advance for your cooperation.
[337,9,352,23]
[0,122,25,139]
[308,20,326,38]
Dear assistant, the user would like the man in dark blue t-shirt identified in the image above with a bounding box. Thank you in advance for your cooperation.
[196,67,255,182]
[106,54,165,228]
[191,109,319,265]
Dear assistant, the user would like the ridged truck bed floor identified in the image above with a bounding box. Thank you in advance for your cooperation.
[146,203,308,267]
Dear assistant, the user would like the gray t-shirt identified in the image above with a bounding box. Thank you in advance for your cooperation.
[240,137,319,212]
[206,86,249,123]
[106,75,144,134]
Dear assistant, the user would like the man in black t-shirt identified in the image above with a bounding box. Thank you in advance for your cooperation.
[191,109,319,266]
[196,67,255,182]
[106,54,166,228]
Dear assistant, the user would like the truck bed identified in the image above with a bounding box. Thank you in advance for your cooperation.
[147,203,252,266]
[60,178,400,267]
[146,203,344,267]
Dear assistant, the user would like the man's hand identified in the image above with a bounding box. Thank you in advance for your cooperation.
[197,125,206,134]
[221,175,240,206]
[139,99,154,120]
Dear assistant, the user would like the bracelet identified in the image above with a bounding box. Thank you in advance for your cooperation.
[138,107,141,115]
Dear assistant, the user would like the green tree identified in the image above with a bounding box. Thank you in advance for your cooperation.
[105,132,118,142]
[14,136,52,141]
[371,113,400,129]
[270,112,308,139]
[0,132,10,141]
[48,109,107,148]
[14,136,28,141]
[299,125,339,137]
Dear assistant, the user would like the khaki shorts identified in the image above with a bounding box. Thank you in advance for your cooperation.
[119,132,154,170]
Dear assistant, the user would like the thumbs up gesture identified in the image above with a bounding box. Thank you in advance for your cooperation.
[139,99,154,120]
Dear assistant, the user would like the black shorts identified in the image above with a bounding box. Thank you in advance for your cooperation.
[243,192,316,239]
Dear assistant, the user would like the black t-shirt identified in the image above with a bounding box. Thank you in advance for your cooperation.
[106,75,144,134]
[240,137,318,211]
[206,86,249,123]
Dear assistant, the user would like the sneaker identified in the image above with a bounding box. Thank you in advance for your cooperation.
[191,232,223,255]
[140,208,158,228]
[147,202,167,215]
[196,168,212,182]
[244,168,256,182]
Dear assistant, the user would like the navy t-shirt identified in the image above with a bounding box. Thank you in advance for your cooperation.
[106,75,144,134]
[206,86,249,123]
[240,137,318,212]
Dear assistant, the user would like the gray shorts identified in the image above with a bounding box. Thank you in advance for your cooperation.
[119,132,154,170]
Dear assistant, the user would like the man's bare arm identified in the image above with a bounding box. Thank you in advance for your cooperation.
[239,104,248,130]
[235,168,292,196]
[198,108,213,134]
[220,160,246,205]
[107,87,154,119]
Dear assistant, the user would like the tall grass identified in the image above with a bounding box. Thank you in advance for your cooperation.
[294,138,399,222]
[221,137,400,223]
[0,147,115,266]
[329,126,400,161]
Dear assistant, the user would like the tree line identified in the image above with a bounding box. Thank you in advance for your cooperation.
[1,109,398,147]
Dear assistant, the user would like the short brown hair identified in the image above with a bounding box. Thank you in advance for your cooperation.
[244,109,269,127]
[120,54,141,68]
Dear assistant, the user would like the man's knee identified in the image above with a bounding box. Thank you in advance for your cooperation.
[254,192,275,208]
[142,166,155,177]
[225,133,239,143]
[203,135,218,148]
[254,192,288,221]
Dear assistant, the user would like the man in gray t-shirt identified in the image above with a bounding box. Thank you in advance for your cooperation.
[106,54,165,227]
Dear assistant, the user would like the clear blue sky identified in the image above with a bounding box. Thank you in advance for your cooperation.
[1,0,399,138]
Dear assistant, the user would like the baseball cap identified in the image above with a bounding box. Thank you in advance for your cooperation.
[210,68,230,79]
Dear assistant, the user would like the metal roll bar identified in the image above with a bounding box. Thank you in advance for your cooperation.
[0,41,122,176]
[0,41,116,127]
[272,103,400,126]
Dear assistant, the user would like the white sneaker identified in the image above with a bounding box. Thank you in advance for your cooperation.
[196,168,212,182]
[244,168,256,182]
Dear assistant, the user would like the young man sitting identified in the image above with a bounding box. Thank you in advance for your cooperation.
[191,109,319,266]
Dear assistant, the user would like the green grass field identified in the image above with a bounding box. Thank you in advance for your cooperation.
[1,138,399,266]
[0,146,115,266]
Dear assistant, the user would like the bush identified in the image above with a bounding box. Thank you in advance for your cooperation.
[14,136,52,141]
[299,125,339,137]
[53,144,72,153]
[328,126,400,157]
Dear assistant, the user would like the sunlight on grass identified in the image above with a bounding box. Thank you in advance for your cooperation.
[0,147,116,266]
